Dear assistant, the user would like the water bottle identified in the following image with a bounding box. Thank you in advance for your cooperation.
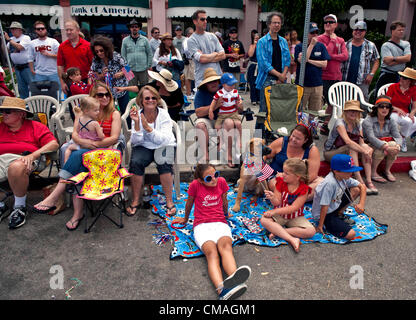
[142,184,152,209]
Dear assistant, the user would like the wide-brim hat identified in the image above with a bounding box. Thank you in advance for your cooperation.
[126,19,140,28]
[0,96,33,117]
[148,69,178,92]
[398,67,416,81]
[161,32,173,40]
[343,100,363,112]
[198,68,221,88]
[9,21,24,30]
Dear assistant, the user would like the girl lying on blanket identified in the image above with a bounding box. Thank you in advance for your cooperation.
[260,158,316,253]
[172,164,251,300]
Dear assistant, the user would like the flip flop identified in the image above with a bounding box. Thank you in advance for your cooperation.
[385,172,396,182]
[126,204,140,216]
[371,175,387,184]
[33,204,57,214]
[66,215,85,231]
[166,205,177,216]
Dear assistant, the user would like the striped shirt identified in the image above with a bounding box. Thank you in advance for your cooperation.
[275,177,310,220]
[213,88,240,114]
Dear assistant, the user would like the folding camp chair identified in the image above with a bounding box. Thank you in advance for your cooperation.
[256,83,303,143]
[30,81,59,101]
[63,149,132,233]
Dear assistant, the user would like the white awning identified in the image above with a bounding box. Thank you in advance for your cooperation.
[339,9,388,22]
[0,4,54,16]
[71,5,151,18]
[167,7,244,19]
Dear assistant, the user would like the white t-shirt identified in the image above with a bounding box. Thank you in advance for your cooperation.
[28,37,60,75]
[7,34,31,65]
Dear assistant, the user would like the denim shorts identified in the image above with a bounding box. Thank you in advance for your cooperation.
[129,145,175,176]
[324,191,352,238]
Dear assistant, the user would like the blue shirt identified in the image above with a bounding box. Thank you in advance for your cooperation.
[294,42,330,87]
[194,88,219,120]
[346,45,362,84]
[255,33,291,90]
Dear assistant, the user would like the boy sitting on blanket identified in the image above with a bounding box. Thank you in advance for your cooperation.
[311,154,367,240]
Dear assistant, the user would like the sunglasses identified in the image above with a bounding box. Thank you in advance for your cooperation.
[130,25,139,29]
[199,17,207,22]
[310,31,319,35]
[354,29,366,32]
[378,104,392,109]
[95,49,105,54]
[324,21,336,24]
[35,27,46,31]
[153,31,160,34]
[203,171,220,183]
[1,109,15,114]
[144,96,157,101]
[95,92,110,98]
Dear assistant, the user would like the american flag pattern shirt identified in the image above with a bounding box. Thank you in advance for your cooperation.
[275,177,311,220]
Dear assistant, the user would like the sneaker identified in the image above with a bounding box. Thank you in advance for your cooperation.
[0,203,9,223]
[218,283,247,300]
[8,206,27,229]
[222,265,251,290]
[401,138,408,153]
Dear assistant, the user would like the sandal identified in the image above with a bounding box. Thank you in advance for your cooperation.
[385,172,396,182]
[166,205,177,216]
[66,215,85,231]
[33,204,57,214]
[371,175,387,184]
[126,204,140,216]
[366,182,378,195]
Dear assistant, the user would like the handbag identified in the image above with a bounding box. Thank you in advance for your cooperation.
[333,131,362,149]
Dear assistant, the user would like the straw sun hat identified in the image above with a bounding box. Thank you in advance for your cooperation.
[148,69,178,92]
[198,68,222,88]
[343,100,363,113]
[0,97,33,117]
[398,67,416,81]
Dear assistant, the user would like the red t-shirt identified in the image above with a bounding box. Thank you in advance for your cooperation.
[57,38,93,79]
[188,177,229,228]
[386,83,416,114]
[0,120,57,155]
[275,177,311,220]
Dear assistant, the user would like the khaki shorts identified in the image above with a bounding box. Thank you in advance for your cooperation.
[303,86,323,111]
[194,117,215,131]
[184,59,195,80]
[371,141,399,161]
[272,215,314,229]
[215,111,241,128]
[323,145,350,163]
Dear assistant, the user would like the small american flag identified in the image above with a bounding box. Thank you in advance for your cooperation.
[256,163,274,181]
[122,65,135,81]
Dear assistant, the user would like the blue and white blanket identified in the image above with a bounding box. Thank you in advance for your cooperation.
[150,183,388,260]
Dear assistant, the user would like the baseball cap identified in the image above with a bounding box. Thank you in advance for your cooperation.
[354,21,367,30]
[229,26,238,34]
[309,22,319,33]
[220,73,238,86]
[324,14,337,23]
[175,25,182,31]
[331,154,362,173]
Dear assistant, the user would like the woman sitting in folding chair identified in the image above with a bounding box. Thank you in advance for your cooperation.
[126,85,176,216]
[33,81,123,231]
[264,124,322,201]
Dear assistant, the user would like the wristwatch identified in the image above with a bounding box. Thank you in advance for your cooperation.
[369,73,374,76]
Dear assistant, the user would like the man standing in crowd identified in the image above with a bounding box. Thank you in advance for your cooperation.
[375,21,411,94]
[187,9,225,88]
[121,19,152,87]
[57,20,93,95]
[222,26,245,90]
[342,21,380,101]
[173,25,185,54]
[317,14,348,135]
[149,27,161,57]
[182,27,196,100]
[28,21,60,89]
[255,12,291,131]
[0,97,59,229]
[295,22,330,113]
[3,22,32,99]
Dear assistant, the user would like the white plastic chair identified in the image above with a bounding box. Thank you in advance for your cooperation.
[51,94,88,144]
[377,83,394,97]
[121,97,181,198]
[24,95,59,132]
[327,82,373,130]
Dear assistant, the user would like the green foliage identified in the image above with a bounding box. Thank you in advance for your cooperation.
[365,30,389,50]
[3,67,17,92]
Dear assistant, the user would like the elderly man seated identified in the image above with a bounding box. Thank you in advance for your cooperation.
[0,97,59,229]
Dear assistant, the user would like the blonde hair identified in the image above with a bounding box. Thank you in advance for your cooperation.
[342,109,361,128]
[283,158,309,184]
[89,81,115,121]
[136,85,163,109]
[77,96,100,113]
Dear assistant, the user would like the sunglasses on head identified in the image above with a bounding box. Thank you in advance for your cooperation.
[324,21,336,24]
[95,92,110,98]
[203,171,220,183]
[35,27,46,31]
[144,96,157,101]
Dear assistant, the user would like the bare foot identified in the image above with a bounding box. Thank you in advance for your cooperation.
[289,237,300,253]
[268,233,276,240]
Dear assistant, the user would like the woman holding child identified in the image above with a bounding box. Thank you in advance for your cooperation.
[323,100,374,194]
[33,82,122,230]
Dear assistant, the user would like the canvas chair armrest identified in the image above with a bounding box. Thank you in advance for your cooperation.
[118,168,132,179]
[63,172,90,185]
[255,111,266,120]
